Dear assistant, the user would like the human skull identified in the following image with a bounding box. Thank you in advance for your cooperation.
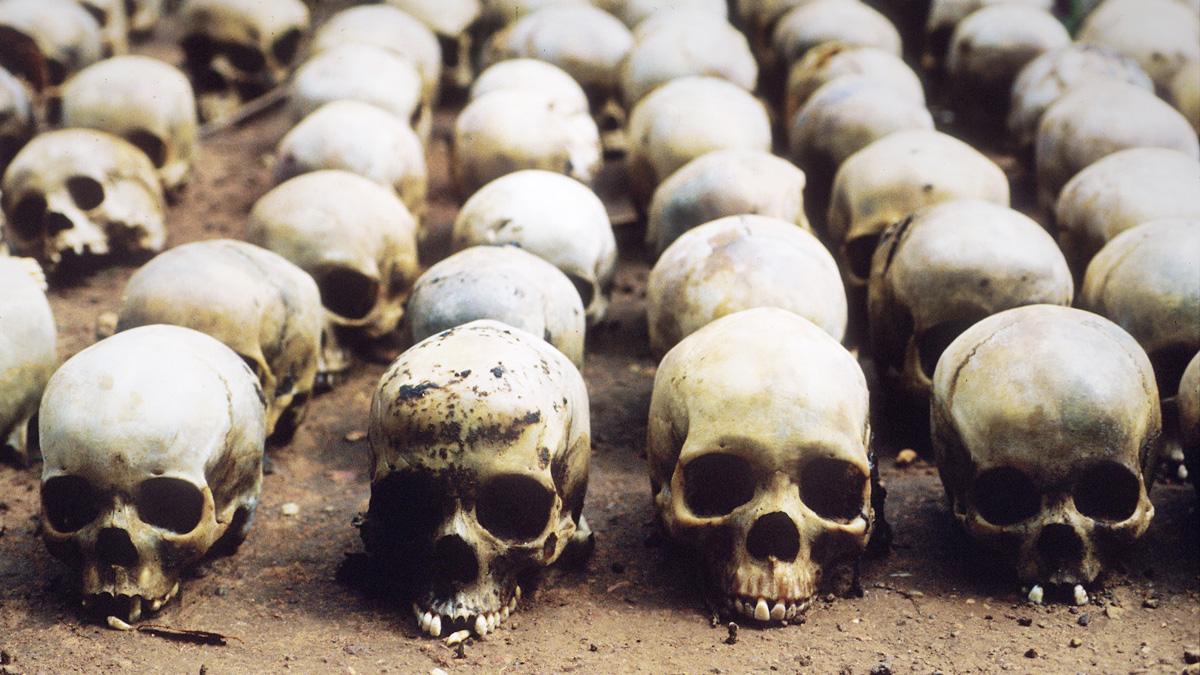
[647,149,810,257]
[180,0,309,120]
[76,0,129,55]
[0,65,34,174]
[407,245,586,367]
[618,10,756,106]
[1179,353,1200,489]
[1170,60,1200,134]
[469,59,590,116]
[59,55,198,196]
[0,255,56,466]
[0,0,103,88]
[924,0,1052,68]
[452,170,616,325]
[125,0,163,37]
[39,324,266,624]
[246,170,420,379]
[647,215,846,357]
[1078,0,1200,94]
[1008,44,1153,152]
[1,128,166,272]
[932,305,1160,588]
[868,200,1073,406]
[275,101,427,219]
[648,307,875,623]
[1035,80,1199,212]
[771,0,901,71]
[784,43,925,132]
[479,0,589,25]
[362,319,591,638]
[117,239,324,443]
[310,5,441,105]
[383,0,481,90]
[1055,148,1200,275]
[452,89,600,198]
[597,0,726,28]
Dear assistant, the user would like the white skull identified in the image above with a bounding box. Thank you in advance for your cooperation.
[383,0,481,90]
[452,169,616,325]
[0,65,34,173]
[0,0,103,88]
[1170,60,1200,134]
[125,0,163,37]
[931,305,1159,588]
[1,128,166,271]
[479,0,589,25]
[117,239,324,442]
[363,319,591,638]
[1054,148,1200,274]
[0,255,56,466]
[647,149,810,257]
[39,324,266,624]
[598,0,726,28]
[647,215,846,357]
[469,58,590,116]
[408,245,586,367]
[311,5,441,104]
[618,10,756,106]
[732,0,814,63]
[924,0,1052,66]
[868,199,1073,406]
[452,89,601,198]
[1179,353,1200,489]
[1078,0,1200,93]
[275,100,428,219]
[785,42,925,132]
[246,170,420,379]
[76,0,129,56]
[772,0,901,70]
[648,307,875,624]
[1008,44,1153,152]
[1034,80,1199,212]
[59,55,198,195]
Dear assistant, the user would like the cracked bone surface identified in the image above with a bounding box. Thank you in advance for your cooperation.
[363,320,592,638]
[0,256,56,466]
[647,307,874,624]
[39,325,265,625]
[931,305,1160,587]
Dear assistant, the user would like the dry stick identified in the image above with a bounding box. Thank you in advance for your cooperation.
[198,87,289,140]
[136,624,236,646]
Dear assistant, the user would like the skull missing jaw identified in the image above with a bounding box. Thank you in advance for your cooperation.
[845,232,881,283]
[66,175,105,210]
[971,466,1041,526]
[800,457,868,523]
[136,477,204,534]
[1073,461,1141,522]
[683,453,756,518]
[318,268,379,320]
[42,475,101,533]
[916,319,979,380]
[477,474,554,542]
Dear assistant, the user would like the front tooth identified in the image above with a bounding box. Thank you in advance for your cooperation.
[1027,585,1044,604]
[501,606,510,620]
[149,598,163,612]
[128,597,142,623]
[515,585,522,600]
[474,614,488,637]
[488,613,498,632]
[754,598,770,622]
[419,612,432,632]
[1073,585,1088,606]
[429,614,442,638]
[106,615,134,631]
[770,602,785,621]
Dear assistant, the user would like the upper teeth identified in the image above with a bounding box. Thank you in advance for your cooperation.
[728,595,809,623]
[413,595,519,639]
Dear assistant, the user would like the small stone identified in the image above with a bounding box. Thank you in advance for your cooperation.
[1077,613,1091,626]
[430,669,448,675]
[725,622,738,645]
[1184,646,1200,664]
[1141,597,1159,609]
[869,662,893,675]
[0,651,12,665]
[1069,638,1083,648]
[895,449,918,467]
[589,643,598,652]
[281,502,300,516]
[1104,605,1123,619]
[1024,648,1038,659]
[95,312,119,340]
[344,430,367,443]
[1017,617,1033,627]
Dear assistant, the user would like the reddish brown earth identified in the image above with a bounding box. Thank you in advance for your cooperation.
[1,10,1198,675]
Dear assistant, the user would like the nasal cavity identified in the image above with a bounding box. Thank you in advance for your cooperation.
[433,535,478,586]
[96,527,139,568]
[1036,523,1083,564]
[44,212,74,235]
[746,512,801,562]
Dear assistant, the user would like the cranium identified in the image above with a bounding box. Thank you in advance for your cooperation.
[648,307,875,624]
[647,215,846,357]
[647,149,810,257]
[0,0,103,88]
[125,0,163,38]
[1179,353,1200,489]
[0,255,56,466]
[451,169,616,325]
[116,239,324,443]
[76,0,129,56]
[1078,0,1200,93]
[784,42,925,132]
[1055,148,1200,275]
[0,65,34,174]
[452,89,600,198]
[771,0,901,71]
[362,319,592,638]
[311,5,441,105]
[40,324,266,624]
[1034,80,1199,212]
[469,59,589,116]
[180,0,309,121]
[275,100,428,219]
[924,0,1052,68]
[1,128,166,272]
[618,10,756,106]
[383,0,481,90]
[246,170,420,380]
[1170,60,1200,134]
[602,0,726,26]
[407,245,586,367]
[931,305,1160,590]
[59,55,199,196]
[479,0,589,25]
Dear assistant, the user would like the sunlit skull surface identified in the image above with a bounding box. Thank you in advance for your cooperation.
[40,325,266,624]
[0,255,56,465]
[362,320,591,638]
[784,43,924,132]
[932,305,1160,588]
[77,0,129,56]
[648,307,875,624]
[180,0,309,120]
[0,0,103,89]
[598,0,726,28]
[1,128,166,272]
[1078,0,1200,93]
[647,149,810,257]
[384,0,480,90]
[408,245,586,367]
[771,0,900,78]
[117,239,324,442]
[59,55,198,195]
[924,0,1052,67]
[452,170,616,325]
[0,66,34,174]
[311,5,441,105]
[619,10,756,106]
[125,0,163,37]
[469,59,589,116]
[868,200,1073,406]
[247,170,420,379]
[275,100,427,218]
[647,215,846,357]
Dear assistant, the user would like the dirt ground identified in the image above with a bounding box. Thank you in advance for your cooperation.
[2,9,1199,674]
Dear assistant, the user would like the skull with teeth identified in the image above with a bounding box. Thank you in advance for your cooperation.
[311,5,442,106]
[1,128,166,272]
[0,0,103,89]
[39,324,266,624]
[648,307,876,624]
[0,255,56,466]
[59,55,199,196]
[0,65,34,175]
[116,239,324,444]
[362,319,592,638]
[931,305,1160,589]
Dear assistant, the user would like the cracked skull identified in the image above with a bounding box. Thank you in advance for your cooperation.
[39,324,266,624]
[0,255,56,466]
[362,320,592,638]
[932,305,1160,588]
[648,307,875,624]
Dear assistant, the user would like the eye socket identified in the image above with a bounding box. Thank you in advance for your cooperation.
[42,475,102,533]
[1073,461,1141,522]
[271,29,302,65]
[682,453,756,517]
[66,176,105,210]
[368,471,443,541]
[972,467,1041,526]
[916,319,979,380]
[224,42,266,73]
[318,268,380,320]
[800,457,867,522]
[46,58,67,86]
[476,474,555,541]
[181,34,216,64]
[1149,344,1194,397]
[136,477,205,534]
[9,192,47,237]
[126,129,167,168]
[844,232,881,282]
